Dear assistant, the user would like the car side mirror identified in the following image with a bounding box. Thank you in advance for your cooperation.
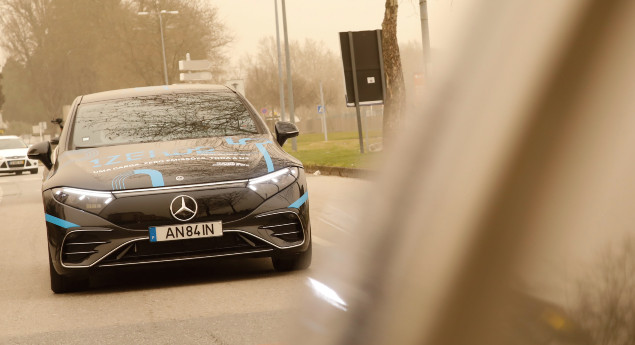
[50,137,60,145]
[27,141,53,169]
[275,121,299,146]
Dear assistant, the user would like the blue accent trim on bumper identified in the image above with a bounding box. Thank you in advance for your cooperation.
[288,192,309,209]
[45,214,80,229]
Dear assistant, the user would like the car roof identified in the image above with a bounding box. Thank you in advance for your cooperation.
[0,136,20,140]
[80,84,233,103]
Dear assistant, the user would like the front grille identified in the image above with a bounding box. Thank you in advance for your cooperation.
[101,233,268,265]
[6,160,25,168]
[62,232,111,265]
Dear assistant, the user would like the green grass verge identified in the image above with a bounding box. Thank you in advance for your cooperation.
[283,131,382,169]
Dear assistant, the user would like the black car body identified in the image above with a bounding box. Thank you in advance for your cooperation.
[29,84,311,293]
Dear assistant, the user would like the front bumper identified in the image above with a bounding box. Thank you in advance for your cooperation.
[43,172,310,276]
[0,157,38,173]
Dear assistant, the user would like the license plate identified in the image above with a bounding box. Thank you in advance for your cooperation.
[149,221,222,243]
[8,160,24,166]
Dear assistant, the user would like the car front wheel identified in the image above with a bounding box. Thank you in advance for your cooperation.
[49,255,89,293]
[272,241,312,272]
[30,168,38,174]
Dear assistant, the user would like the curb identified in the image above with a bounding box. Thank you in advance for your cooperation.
[303,165,376,179]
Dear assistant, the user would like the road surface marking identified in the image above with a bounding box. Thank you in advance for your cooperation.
[312,235,334,247]
[317,216,350,234]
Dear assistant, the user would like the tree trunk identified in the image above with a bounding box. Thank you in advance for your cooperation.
[382,0,406,142]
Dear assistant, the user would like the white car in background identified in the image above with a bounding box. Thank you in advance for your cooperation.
[0,136,38,175]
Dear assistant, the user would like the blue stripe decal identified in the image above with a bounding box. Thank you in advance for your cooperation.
[255,143,274,172]
[133,169,165,187]
[45,214,80,229]
[224,137,274,172]
[226,137,254,145]
[288,192,309,209]
[149,227,157,242]
[112,171,134,190]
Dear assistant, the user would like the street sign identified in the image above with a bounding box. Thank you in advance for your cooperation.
[339,30,386,107]
[179,72,213,82]
[339,30,386,154]
[317,105,325,114]
[261,108,268,115]
[32,125,40,134]
[179,60,212,71]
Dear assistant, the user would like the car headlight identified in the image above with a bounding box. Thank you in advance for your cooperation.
[247,167,299,199]
[52,187,114,214]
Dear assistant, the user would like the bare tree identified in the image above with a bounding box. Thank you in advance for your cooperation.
[242,37,344,119]
[573,237,635,345]
[0,72,4,110]
[382,0,406,141]
[0,0,231,123]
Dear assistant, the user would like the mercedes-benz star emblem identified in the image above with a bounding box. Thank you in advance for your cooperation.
[170,195,198,222]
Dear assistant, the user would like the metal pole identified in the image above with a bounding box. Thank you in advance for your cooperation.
[348,32,365,154]
[420,0,431,75]
[365,106,371,150]
[274,0,287,122]
[281,0,297,151]
[319,81,328,142]
[158,12,169,85]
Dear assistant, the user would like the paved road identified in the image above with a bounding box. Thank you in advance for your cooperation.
[0,172,370,344]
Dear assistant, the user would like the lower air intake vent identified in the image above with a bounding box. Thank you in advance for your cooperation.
[258,212,304,243]
[62,231,111,265]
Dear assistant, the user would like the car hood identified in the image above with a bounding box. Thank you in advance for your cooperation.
[45,135,302,191]
[0,148,28,158]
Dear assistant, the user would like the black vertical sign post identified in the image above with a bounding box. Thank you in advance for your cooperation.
[348,32,365,154]
[339,30,385,154]
[376,30,387,105]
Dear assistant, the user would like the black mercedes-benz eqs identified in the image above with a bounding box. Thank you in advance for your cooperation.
[28,84,311,293]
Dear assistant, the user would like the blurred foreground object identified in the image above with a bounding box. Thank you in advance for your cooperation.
[297,0,635,344]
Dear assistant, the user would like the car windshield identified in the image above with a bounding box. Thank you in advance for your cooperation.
[71,92,261,148]
[0,138,27,150]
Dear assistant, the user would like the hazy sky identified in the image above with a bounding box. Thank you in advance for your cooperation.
[211,0,467,59]
[0,1,471,67]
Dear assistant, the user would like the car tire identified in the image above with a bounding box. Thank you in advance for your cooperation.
[272,241,312,272]
[49,256,89,293]
[30,168,38,174]
[15,171,22,175]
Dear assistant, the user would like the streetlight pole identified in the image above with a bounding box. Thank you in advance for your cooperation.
[274,0,286,122]
[419,0,431,75]
[158,11,169,85]
[138,9,179,85]
[281,0,297,151]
